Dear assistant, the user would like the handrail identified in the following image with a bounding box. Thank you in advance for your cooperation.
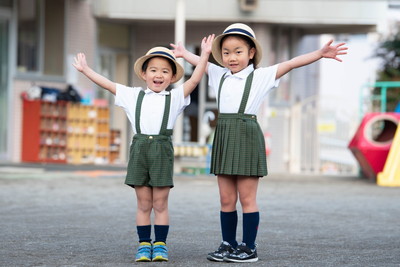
[359,81,400,119]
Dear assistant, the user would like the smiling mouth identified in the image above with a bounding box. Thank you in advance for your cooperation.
[154,81,163,85]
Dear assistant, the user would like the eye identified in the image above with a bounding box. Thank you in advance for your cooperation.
[223,52,229,56]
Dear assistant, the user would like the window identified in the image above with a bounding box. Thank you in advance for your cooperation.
[17,0,40,72]
[17,0,65,76]
[0,0,12,7]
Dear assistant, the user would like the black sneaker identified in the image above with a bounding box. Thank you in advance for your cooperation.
[223,243,258,263]
[207,241,234,262]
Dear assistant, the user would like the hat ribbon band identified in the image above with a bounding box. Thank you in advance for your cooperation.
[150,51,175,61]
[224,28,254,38]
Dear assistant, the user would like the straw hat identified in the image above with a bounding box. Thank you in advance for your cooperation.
[134,47,184,83]
[212,23,262,67]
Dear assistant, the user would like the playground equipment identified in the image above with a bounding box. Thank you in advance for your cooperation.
[348,113,400,180]
[359,81,400,119]
[377,123,400,187]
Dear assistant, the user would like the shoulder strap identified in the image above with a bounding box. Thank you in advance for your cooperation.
[135,90,145,134]
[238,71,254,114]
[217,73,228,111]
[159,92,171,135]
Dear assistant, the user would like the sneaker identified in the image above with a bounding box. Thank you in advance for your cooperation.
[207,241,234,262]
[135,242,152,262]
[223,243,258,263]
[152,242,168,262]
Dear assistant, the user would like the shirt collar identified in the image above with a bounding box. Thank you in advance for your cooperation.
[144,87,170,95]
[225,64,255,79]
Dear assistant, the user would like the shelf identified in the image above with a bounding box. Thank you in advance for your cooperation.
[22,100,116,165]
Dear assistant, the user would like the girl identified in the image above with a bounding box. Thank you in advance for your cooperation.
[172,23,347,263]
[73,34,214,262]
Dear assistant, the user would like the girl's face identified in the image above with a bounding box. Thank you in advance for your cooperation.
[221,36,255,74]
[141,57,176,93]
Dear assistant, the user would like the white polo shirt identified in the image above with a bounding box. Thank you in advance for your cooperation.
[208,63,280,114]
[115,84,190,135]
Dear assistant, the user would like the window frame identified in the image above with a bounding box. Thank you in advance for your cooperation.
[15,0,66,82]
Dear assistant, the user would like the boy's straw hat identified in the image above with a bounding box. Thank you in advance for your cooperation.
[212,23,262,67]
[134,47,184,83]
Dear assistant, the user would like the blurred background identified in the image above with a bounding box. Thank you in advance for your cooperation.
[1,0,399,177]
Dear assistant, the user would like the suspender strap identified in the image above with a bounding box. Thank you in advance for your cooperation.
[217,74,228,111]
[135,90,172,136]
[159,93,171,135]
[135,90,145,134]
[217,71,254,114]
[238,71,254,114]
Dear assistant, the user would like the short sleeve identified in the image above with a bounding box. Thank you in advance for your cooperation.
[115,83,141,109]
[170,84,190,117]
[207,63,228,100]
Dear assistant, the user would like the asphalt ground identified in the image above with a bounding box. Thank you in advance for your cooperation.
[0,164,399,267]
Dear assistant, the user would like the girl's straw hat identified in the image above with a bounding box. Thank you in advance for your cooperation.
[134,47,184,83]
[212,23,262,67]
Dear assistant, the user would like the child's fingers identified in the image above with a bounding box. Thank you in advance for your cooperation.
[207,34,215,43]
[335,42,346,48]
[325,39,333,47]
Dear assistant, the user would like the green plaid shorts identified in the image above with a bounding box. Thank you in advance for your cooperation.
[125,134,174,187]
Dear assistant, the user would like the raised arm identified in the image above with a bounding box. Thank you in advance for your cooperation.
[73,53,116,95]
[276,40,348,79]
[182,34,214,98]
[171,41,210,73]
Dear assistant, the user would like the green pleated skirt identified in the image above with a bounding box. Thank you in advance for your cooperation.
[126,134,174,188]
[210,113,267,177]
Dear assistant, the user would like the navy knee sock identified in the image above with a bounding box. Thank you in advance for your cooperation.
[137,225,151,243]
[154,225,169,243]
[220,211,238,248]
[242,212,259,249]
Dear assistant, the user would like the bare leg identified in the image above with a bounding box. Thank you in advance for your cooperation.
[237,176,259,213]
[217,175,238,211]
[152,186,170,225]
[135,186,153,225]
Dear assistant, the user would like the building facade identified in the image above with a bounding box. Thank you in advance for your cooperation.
[0,0,389,173]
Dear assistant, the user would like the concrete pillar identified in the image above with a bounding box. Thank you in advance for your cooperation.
[173,0,185,144]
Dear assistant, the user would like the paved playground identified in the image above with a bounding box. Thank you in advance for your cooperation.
[0,164,399,266]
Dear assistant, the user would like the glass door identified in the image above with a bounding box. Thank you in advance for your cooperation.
[0,18,9,158]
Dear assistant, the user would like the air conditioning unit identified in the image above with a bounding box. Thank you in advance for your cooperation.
[239,0,258,12]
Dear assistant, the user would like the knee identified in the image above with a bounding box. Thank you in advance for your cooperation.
[152,199,168,213]
[239,195,257,210]
[137,199,153,213]
[220,194,237,209]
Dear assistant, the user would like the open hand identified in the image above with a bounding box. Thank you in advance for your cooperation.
[321,40,348,62]
[170,42,187,58]
[72,53,88,72]
[201,34,215,55]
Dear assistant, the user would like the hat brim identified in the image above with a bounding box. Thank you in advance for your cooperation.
[211,32,262,67]
[134,54,184,84]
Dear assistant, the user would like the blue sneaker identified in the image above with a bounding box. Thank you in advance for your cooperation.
[152,242,168,262]
[135,242,152,262]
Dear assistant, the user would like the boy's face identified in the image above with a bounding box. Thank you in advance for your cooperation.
[141,57,176,92]
[221,36,255,74]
